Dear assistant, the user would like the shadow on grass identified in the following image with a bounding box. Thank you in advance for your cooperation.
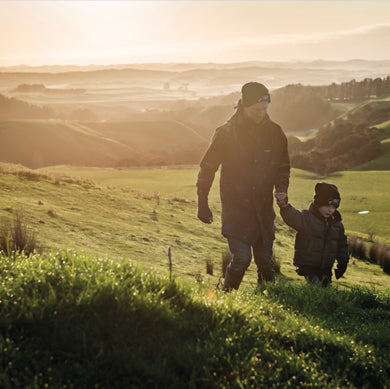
[257,280,390,349]
[1,251,389,389]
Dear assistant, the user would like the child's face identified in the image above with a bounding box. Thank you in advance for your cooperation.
[317,205,337,218]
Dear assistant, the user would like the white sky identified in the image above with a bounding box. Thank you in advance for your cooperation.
[1,1,390,65]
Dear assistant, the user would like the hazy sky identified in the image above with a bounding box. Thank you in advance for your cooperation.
[1,1,390,66]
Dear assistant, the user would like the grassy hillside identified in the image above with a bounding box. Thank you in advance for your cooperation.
[0,119,207,168]
[354,119,390,170]
[89,120,207,166]
[0,120,133,168]
[42,165,390,244]
[347,101,390,171]
[1,163,389,388]
[290,97,390,172]
[0,250,389,389]
[2,163,390,284]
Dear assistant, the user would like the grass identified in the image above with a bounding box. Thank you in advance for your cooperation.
[0,162,227,282]
[0,210,38,256]
[42,164,390,243]
[0,250,389,389]
[1,162,390,388]
[1,163,390,289]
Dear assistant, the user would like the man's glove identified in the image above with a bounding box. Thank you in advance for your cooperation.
[335,262,348,279]
[197,196,213,224]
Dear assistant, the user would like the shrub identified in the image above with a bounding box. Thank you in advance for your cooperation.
[348,236,368,260]
[206,257,214,275]
[0,210,38,256]
[370,242,390,275]
[382,251,390,275]
[369,242,387,265]
[354,239,390,275]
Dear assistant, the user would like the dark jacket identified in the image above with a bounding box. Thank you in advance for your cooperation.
[280,203,349,270]
[196,109,290,245]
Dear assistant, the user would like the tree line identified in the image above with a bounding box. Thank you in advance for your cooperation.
[280,76,390,102]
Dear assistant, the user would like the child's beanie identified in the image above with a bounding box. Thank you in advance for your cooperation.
[313,182,341,208]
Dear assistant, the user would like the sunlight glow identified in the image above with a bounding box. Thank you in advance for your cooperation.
[0,1,390,65]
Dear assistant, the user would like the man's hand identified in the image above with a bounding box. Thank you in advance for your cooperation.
[335,262,348,279]
[197,197,213,224]
[274,192,288,208]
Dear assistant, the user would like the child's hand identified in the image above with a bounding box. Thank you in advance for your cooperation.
[274,192,288,208]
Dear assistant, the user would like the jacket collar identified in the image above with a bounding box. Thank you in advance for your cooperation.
[309,202,342,223]
[229,109,271,132]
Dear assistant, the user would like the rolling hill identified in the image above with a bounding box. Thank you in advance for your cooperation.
[289,96,390,173]
[2,74,390,171]
[0,119,207,168]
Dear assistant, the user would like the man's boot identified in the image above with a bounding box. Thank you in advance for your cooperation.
[257,268,275,284]
[222,268,244,292]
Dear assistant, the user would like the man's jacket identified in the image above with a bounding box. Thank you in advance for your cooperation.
[280,203,349,269]
[196,110,290,244]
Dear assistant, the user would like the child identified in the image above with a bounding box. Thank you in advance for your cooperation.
[275,182,349,287]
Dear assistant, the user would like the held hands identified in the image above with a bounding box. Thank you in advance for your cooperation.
[274,192,288,208]
[197,197,213,224]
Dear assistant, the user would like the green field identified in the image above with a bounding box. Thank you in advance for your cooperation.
[1,163,389,287]
[43,164,390,243]
[0,163,389,388]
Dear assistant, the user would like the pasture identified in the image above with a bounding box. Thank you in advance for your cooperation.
[0,163,389,388]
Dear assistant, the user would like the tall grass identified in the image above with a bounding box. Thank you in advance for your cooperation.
[0,250,389,389]
[221,249,232,277]
[0,210,38,256]
[206,257,214,275]
[348,235,367,260]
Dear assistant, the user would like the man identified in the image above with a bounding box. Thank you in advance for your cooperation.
[196,82,290,291]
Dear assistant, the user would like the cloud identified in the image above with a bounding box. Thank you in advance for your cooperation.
[228,23,390,48]
[222,24,390,61]
[3,23,390,66]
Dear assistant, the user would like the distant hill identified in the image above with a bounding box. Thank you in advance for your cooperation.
[2,60,390,92]
[290,98,390,173]
[269,85,339,132]
[11,83,86,95]
[0,68,171,88]
[0,120,133,168]
[0,94,54,120]
[353,119,390,171]
[0,119,207,168]
[88,120,207,166]
[341,99,390,126]
[137,85,340,137]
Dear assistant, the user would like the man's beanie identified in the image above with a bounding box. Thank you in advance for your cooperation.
[241,82,270,107]
[313,182,341,208]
